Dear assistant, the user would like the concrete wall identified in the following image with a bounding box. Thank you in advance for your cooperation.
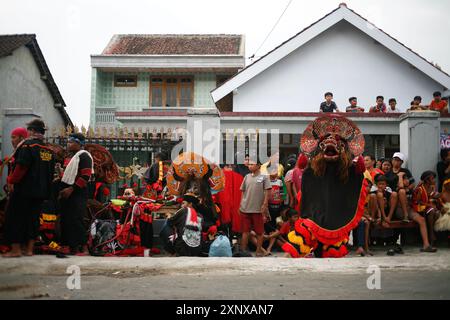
[0,45,66,155]
[233,21,446,113]
[399,112,441,180]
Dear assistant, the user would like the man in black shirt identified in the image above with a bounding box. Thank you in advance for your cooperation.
[319,92,340,113]
[3,119,55,257]
[381,159,399,192]
[144,152,166,185]
[391,152,415,223]
[59,133,93,255]
[436,148,450,192]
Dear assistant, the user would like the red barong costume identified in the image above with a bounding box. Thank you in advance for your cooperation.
[285,115,367,258]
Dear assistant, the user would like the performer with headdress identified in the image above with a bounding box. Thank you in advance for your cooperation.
[84,143,118,203]
[284,115,367,258]
[0,127,29,243]
[3,119,55,257]
[166,152,224,244]
[165,193,203,256]
[142,152,170,200]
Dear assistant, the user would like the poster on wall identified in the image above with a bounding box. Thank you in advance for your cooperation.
[440,133,450,149]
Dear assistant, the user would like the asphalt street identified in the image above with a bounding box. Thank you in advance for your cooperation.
[0,247,449,300]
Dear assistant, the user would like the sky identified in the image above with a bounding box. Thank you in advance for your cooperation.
[1,0,450,126]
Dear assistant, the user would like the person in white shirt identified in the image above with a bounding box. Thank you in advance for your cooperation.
[387,98,401,113]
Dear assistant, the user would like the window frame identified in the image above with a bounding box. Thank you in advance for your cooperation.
[149,76,194,108]
[114,75,138,87]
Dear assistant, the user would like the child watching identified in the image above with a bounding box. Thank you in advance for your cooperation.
[319,92,339,113]
[268,169,284,229]
[429,91,448,115]
[346,97,364,113]
[370,174,395,226]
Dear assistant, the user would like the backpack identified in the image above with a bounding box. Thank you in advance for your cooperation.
[208,234,232,257]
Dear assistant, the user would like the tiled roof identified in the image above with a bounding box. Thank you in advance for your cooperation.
[0,34,35,57]
[102,34,244,55]
[0,34,72,126]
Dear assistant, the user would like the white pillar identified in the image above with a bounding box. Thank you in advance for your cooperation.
[185,108,221,164]
[399,111,440,180]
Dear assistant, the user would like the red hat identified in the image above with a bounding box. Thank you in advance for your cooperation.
[11,127,28,139]
[296,153,308,169]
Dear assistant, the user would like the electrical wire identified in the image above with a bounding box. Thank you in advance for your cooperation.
[249,0,294,60]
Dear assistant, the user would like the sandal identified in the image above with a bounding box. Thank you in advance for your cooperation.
[401,218,410,224]
[420,246,437,253]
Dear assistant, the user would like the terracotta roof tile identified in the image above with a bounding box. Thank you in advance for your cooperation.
[102,34,243,55]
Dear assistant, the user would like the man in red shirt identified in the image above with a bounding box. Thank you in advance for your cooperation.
[429,91,448,115]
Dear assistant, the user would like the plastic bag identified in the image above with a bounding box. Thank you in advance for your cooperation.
[208,234,232,257]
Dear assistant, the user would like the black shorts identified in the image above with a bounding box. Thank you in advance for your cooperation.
[268,205,281,230]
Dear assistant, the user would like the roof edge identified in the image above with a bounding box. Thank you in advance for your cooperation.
[211,4,450,103]
[25,36,73,127]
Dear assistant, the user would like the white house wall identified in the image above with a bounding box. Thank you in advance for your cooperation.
[220,116,400,135]
[233,21,445,113]
[0,45,66,132]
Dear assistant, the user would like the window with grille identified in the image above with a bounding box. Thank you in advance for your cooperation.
[114,75,137,87]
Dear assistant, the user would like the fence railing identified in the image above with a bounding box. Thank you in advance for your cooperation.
[46,127,182,199]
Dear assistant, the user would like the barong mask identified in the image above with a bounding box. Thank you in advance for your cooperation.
[166,152,225,197]
[301,115,364,160]
[318,134,345,162]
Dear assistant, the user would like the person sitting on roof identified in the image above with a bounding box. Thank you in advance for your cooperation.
[346,97,365,113]
[408,96,428,111]
[429,91,448,116]
[369,96,387,113]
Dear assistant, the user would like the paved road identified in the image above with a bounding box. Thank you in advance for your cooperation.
[1,247,449,300]
[1,270,449,300]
